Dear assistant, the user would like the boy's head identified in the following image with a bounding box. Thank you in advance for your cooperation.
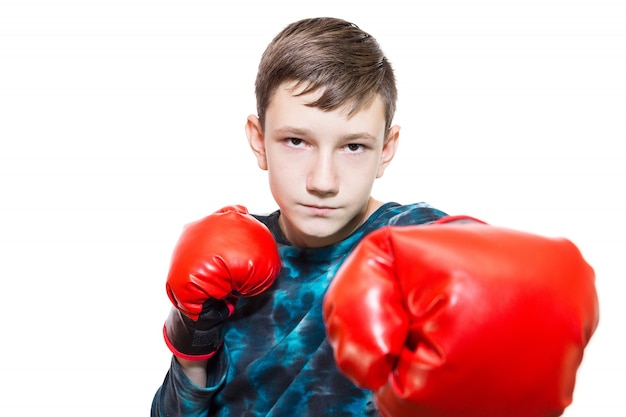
[254,17,397,131]
[247,17,401,248]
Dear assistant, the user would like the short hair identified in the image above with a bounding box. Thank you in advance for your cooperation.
[255,17,397,131]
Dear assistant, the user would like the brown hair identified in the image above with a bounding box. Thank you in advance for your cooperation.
[255,17,397,131]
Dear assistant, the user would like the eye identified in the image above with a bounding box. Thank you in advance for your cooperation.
[286,138,305,147]
[344,143,364,153]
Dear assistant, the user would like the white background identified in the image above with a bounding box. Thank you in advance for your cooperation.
[1,0,624,415]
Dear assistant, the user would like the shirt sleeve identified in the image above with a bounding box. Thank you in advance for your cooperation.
[151,349,228,417]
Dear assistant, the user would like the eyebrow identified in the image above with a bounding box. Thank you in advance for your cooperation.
[274,126,379,142]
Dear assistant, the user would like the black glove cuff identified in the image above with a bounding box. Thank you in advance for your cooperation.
[164,298,233,360]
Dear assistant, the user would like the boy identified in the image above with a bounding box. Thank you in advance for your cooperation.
[151,17,598,417]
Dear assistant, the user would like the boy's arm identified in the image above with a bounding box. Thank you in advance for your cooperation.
[177,358,209,387]
[152,205,281,416]
[151,353,227,417]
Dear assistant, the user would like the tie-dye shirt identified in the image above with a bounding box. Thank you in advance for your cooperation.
[152,202,447,416]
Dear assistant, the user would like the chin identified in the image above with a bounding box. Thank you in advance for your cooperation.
[282,209,356,246]
[300,225,350,247]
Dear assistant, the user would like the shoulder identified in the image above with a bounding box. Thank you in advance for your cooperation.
[367,202,448,229]
[251,210,291,245]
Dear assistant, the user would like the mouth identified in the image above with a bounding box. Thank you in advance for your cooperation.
[302,204,336,217]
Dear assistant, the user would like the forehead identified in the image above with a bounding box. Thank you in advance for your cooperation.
[266,82,387,136]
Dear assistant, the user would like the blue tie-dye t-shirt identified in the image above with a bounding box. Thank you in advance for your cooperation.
[152,202,447,417]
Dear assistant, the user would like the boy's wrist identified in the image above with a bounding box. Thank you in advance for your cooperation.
[176,357,209,387]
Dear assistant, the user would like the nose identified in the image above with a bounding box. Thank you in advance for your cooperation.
[306,150,339,196]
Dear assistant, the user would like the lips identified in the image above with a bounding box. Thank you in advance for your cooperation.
[302,204,336,217]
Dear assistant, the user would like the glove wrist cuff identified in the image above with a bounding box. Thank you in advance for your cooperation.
[163,324,221,361]
[163,298,233,360]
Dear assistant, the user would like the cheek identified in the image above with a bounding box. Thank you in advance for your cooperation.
[267,164,299,197]
[341,155,381,183]
[337,160,380,198]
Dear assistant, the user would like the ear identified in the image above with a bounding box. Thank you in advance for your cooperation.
[376,124,400,178]
[245,114,268,171]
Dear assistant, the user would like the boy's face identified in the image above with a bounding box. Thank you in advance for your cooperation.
[246,82,399,248]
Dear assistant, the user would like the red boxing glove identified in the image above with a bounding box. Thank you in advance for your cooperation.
[323,219,599,417]
[164,205,281,360]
